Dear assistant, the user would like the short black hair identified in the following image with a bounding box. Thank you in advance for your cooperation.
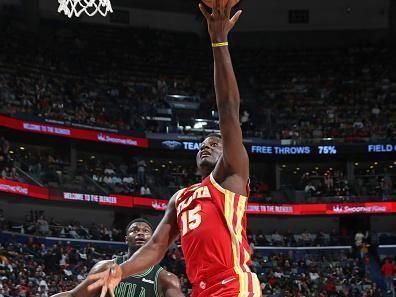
[125,218,153,235]
[203,133,222,141]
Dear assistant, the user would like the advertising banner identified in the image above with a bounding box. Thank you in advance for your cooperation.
[0,178,49,200]
[0,115,148,148]
[1,179,396,216]
[246,202,396,215]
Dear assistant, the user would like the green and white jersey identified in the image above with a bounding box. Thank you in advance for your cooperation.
[114,255,164,297]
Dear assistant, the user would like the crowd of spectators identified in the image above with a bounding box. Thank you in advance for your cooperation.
[2,207,396,249]
[381,258,396,296]
[20,151,68,187]
[0,20,395,202]
[0,240,119,297]
[89,158,153,196]
[243,47,395,142]
[0,235,393,297]
[4,142,156,197]
[301,169,352,199]
[279,164,396,203]
[250,229,343,247]
[0,19,210,135]
[252,249,387,297]
[0,137,19,182]
[2,135,396,203]
[1,210,124,242]
[301,167,396,203]
[0,196,395,296]
[0,20,395,141]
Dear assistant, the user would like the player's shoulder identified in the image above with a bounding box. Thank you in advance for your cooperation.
[170,188,187,207]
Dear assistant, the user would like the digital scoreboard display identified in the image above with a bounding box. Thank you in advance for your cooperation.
[367,144,396,153]
[250,145,311,155]
[249,143,396,156]
[154,139,396,157]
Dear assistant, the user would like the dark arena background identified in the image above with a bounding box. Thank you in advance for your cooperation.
[0,0,396,296]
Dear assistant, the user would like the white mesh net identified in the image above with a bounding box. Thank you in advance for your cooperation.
[58,0,113,18]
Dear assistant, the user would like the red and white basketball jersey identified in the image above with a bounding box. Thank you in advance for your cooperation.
[175,173,261,295]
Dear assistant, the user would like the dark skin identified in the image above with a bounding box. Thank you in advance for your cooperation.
[50,222,183,297]
[87,1,246,296]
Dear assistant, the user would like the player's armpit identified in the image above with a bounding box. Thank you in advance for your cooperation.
[158,270,184,297]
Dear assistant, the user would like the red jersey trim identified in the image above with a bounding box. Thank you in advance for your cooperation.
[209,173,226,194]
[209,173,250,197]
[209,173,258,296]
[225,191,259,296]
[174,184,201,208]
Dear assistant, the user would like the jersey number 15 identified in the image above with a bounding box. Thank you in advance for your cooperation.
[181,205,202,236]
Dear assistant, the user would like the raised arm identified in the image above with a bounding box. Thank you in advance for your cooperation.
[87,194,180,297]
[199,0,248,189]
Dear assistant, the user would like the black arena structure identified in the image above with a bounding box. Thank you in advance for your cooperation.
[0,0,395,296]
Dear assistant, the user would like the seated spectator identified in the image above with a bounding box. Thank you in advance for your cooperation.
[304,182,316,194]
[104,167,115,176]
[309,269,320,283]
[36,215,50,236]
[256,231,267,246]
[271,230,284,246]
[103,175,112,184]
[123,176,134,185]
[317,231,330,246]
[301,230,313,246]
[140,185,152,196]
[112,175,122,185]
[355,230,366,248]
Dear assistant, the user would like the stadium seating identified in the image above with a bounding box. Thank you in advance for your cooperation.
[0,233,390,296]
[2,136,396,203]
[0,21,395,141]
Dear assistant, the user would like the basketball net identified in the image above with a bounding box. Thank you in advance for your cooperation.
[58,0,113,18]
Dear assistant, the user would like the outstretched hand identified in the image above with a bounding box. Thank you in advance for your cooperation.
[199,0,242,43]
[87,263,122,297]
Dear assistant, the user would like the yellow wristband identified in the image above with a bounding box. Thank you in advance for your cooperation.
[211,41,229,48]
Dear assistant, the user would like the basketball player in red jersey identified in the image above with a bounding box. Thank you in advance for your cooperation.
[87,0,262,296]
